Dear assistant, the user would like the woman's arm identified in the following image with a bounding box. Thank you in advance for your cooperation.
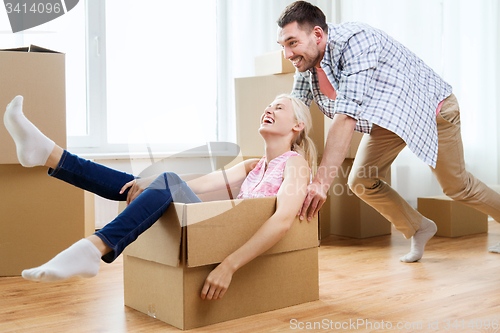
[185,158,259,194]
[200,155,310,300]
[120,158,259,204]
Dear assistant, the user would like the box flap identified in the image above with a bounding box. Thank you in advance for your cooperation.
[123,203,185,266]
[0,46,29,52]
[423,195,452,201]
[28,44,62,53]
[186,197,318,267]
[0,45,62,53]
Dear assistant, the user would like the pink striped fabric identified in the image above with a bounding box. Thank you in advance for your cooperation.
[236,151,301,199]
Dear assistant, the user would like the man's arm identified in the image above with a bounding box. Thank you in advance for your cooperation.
[299,29,378,220]
[299,113,357,221]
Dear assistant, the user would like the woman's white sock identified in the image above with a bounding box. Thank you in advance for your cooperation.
[399,217,437,263]
[4,95,55,167]
[22,239,102,282]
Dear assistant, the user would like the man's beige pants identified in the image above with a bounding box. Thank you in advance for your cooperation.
[348,94,500,238]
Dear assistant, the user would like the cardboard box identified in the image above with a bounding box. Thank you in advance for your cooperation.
[0,165,95,276]
[418,196,488,237]
[0,45,93,276]
[0,45,66,164]
[329,158,392,238]
[255,49,295,76]
[123,197,319,330]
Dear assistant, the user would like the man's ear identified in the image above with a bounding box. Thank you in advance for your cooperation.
[312,26,324,43]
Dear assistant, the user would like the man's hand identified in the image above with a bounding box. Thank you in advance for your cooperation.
[200,261,235,300]
[299,180,329,221]
[298,113,357,221]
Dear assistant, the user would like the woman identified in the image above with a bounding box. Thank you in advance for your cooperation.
[4,93,317,300]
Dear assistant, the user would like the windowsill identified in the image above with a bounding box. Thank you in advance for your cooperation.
[68,141,241,161]
[71,149,241,161]
[74,151,208,161]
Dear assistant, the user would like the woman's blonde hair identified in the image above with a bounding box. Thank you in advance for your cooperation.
[276,94,318,173]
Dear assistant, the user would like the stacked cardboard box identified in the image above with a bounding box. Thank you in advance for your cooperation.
[329,158,392,238]
[123,197,319,330]
[0,45,94,276]
[418,196,488,237]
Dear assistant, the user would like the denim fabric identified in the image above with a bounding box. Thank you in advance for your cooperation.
[49,150,201,263]
[49,150,135,201]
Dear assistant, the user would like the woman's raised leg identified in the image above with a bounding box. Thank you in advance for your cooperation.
[22,172,201,282]
[4,95,135,201]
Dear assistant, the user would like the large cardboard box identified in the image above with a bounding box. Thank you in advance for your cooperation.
[0,45,93,276]
[418,196,488,237]
[0,165,95,276]
[254,49,295,76]
[329,158,392,238]
[123,197,319,330]
[0,45,66,164]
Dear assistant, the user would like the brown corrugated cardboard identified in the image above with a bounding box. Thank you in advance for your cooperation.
[418,196,488,237]
[235,73,325,157]
[0,45,66,164]
[0,45,93,276]
[123,197,319,330]
[0,165,94,276]
[319,190,331,239]
[329,158,392,238]
[254,49,296,76]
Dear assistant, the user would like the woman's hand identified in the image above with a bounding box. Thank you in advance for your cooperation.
[200,261,235,300]
[120,177,152,205]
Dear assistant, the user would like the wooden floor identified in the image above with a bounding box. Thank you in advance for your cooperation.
[2,221,500,333]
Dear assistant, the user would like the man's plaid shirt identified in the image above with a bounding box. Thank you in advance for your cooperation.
[291,22,452,168]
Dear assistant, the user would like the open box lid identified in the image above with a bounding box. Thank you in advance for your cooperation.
[0,44,63,54]
[124,197,319,268]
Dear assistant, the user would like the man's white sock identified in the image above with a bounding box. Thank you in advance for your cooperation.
[4,95,55,167]
[488,242,500,253]
[400,217,437,263]
[22,239,102,282]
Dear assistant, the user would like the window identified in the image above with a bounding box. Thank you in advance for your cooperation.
[74,0,218,156]
[1,0,218,157]
[0,1,87,137]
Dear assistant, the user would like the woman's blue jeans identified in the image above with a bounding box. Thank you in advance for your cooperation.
[49,150,201,263]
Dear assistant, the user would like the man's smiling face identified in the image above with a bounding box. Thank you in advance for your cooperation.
[277,21,322,72]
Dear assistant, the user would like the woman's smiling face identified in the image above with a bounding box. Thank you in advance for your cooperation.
[259,97,298,138]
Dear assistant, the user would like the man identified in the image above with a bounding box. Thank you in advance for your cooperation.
[277,1,500,262]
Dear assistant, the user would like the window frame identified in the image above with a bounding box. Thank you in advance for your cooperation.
[69,0,225,159]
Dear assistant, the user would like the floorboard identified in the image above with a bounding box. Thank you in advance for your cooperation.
[2,222,500,332]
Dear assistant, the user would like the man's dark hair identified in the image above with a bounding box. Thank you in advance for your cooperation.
[277,1,328,32]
